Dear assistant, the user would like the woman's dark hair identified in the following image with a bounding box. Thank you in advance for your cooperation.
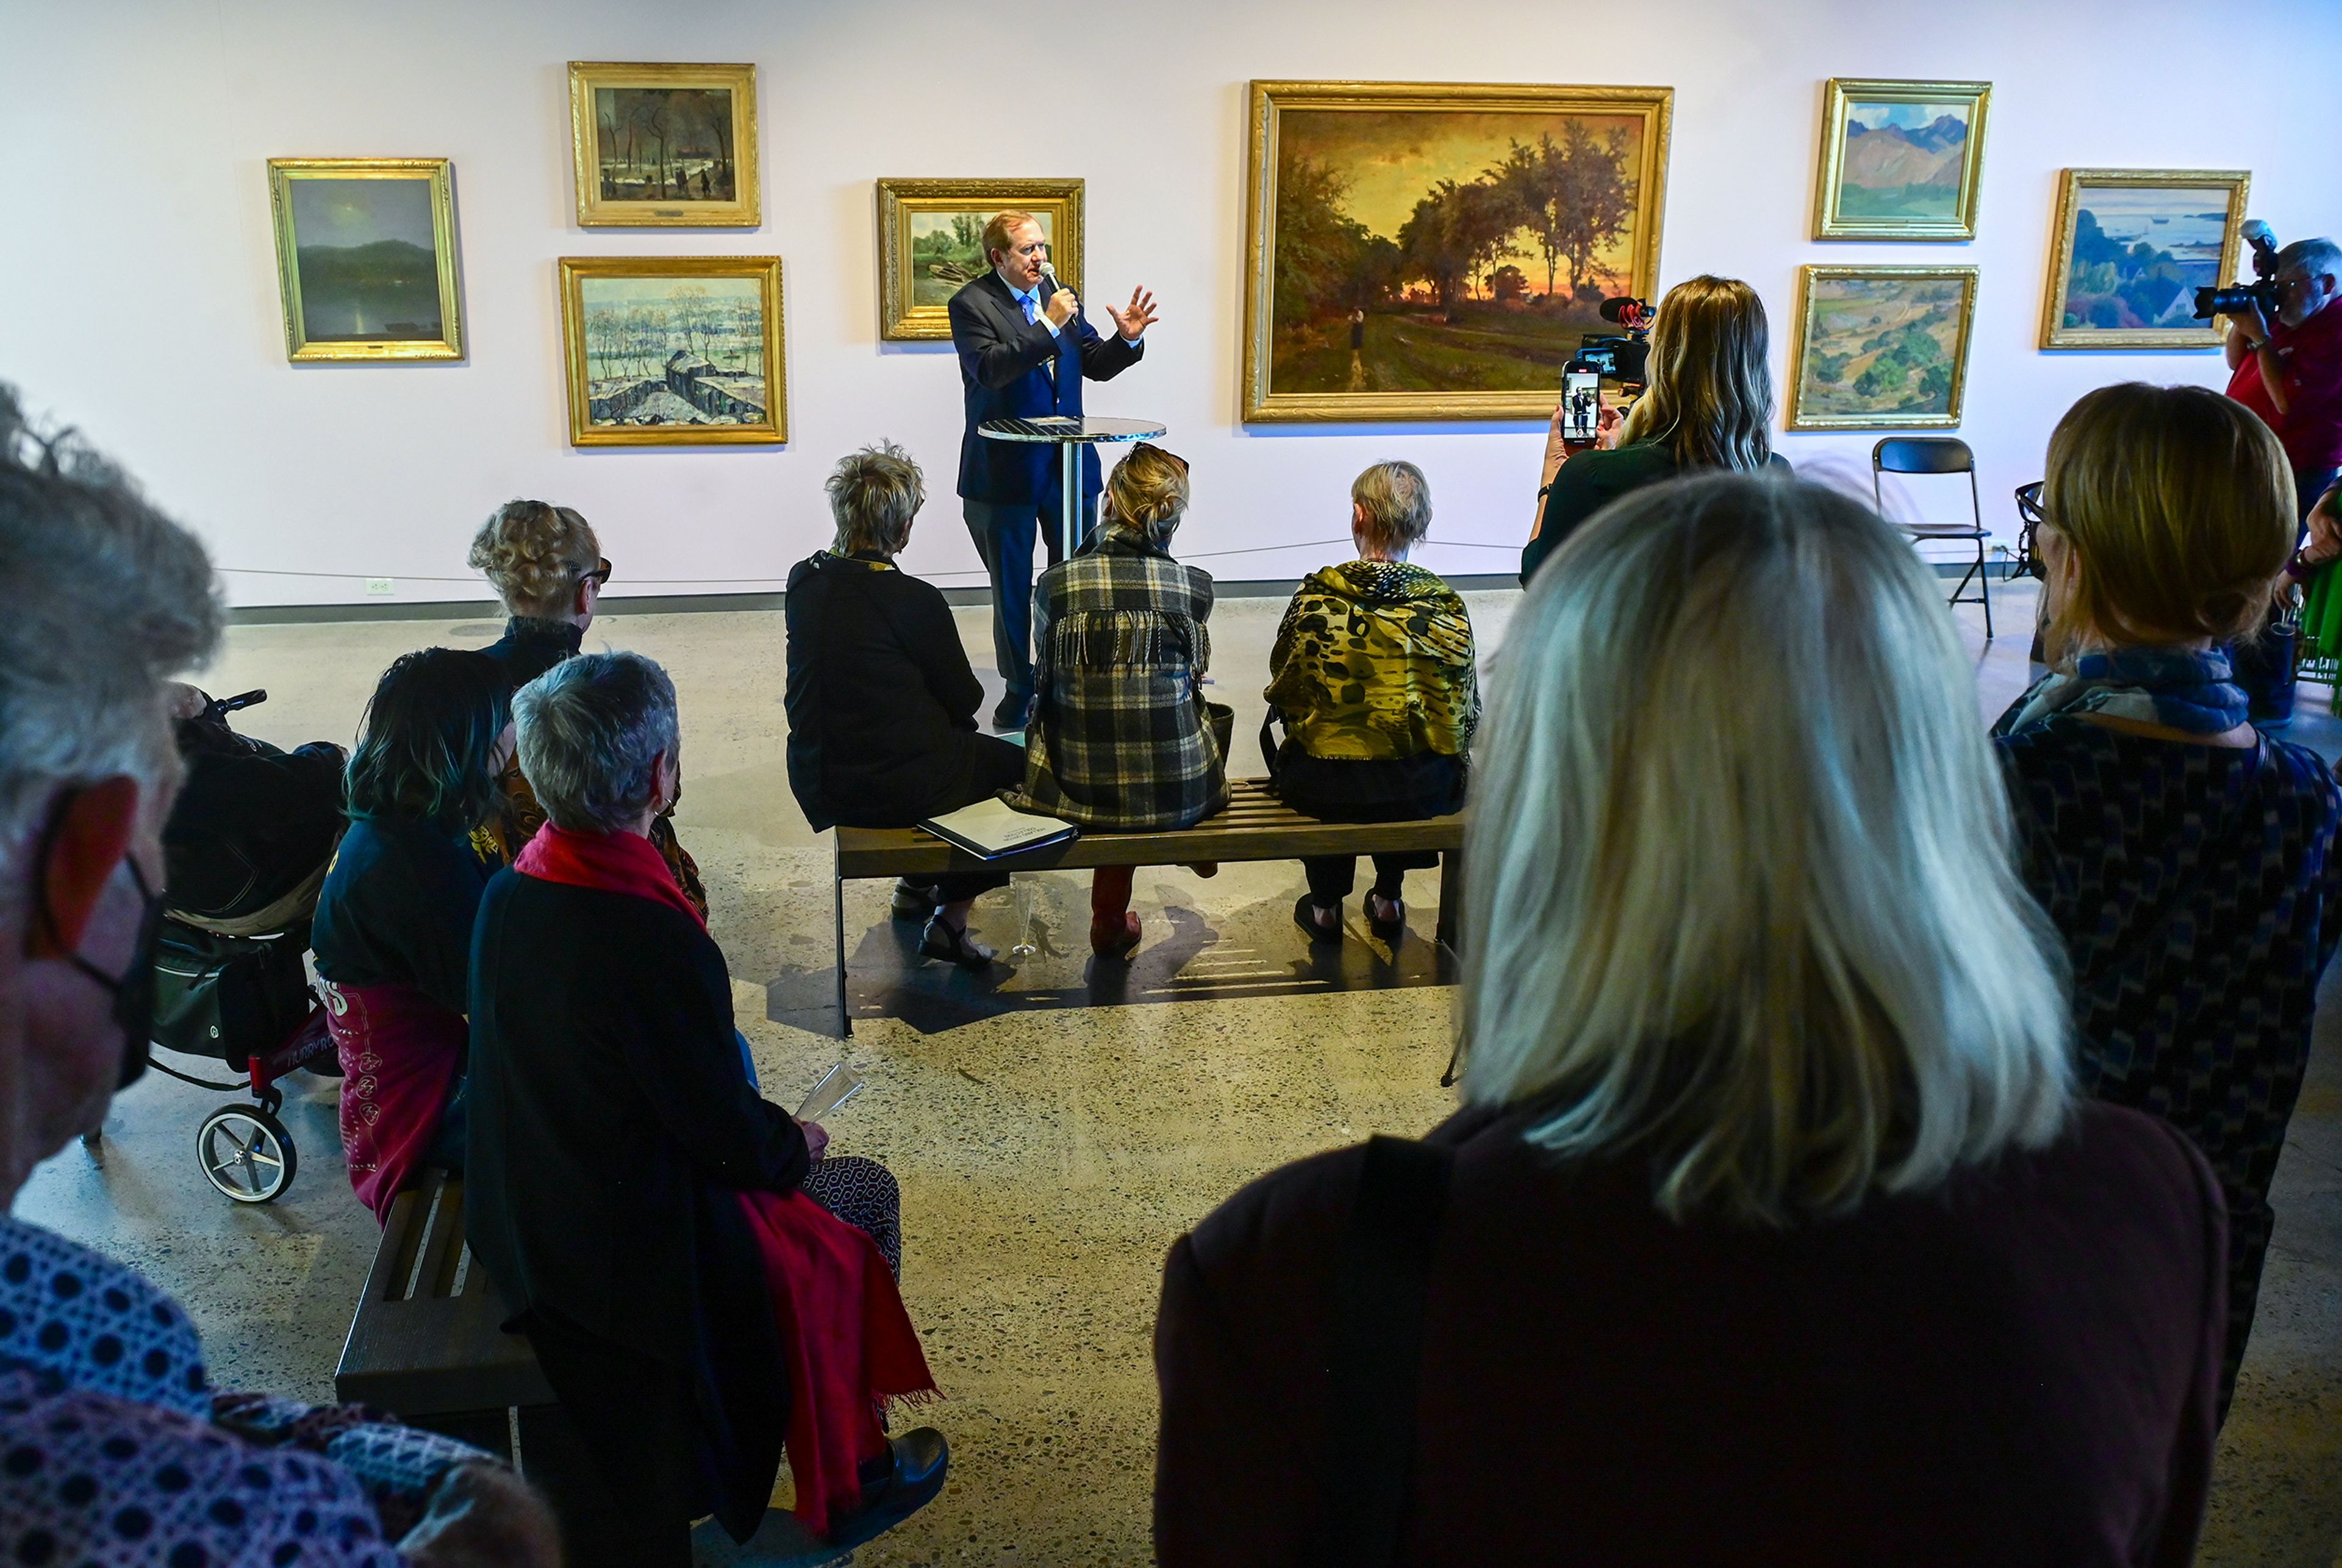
[345,648,512,832]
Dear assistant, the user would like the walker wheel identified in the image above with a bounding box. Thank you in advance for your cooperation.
[195,1105,296,1204]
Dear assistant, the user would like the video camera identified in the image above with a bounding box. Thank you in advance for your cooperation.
[2194,220,2282,321]
[1567,295,1653,388]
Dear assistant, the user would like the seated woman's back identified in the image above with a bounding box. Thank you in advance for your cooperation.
[1268,559,1476,763]
[1155,474,2222,1567]
[1019,445,1227,829]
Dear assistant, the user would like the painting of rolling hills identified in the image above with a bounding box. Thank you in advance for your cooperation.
[1815,81,1989,240]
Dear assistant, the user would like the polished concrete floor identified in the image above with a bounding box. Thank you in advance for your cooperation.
[16,575,2342,1566]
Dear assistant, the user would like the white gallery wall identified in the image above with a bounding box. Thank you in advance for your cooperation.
[5,0,2340,608]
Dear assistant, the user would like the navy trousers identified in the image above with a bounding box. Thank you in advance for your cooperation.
[964,491,1097,710]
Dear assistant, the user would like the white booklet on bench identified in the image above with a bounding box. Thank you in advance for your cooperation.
[916,795,1079,859]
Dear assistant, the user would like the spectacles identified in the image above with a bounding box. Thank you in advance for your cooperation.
[2014,482,2047,529]
[586,557,613,587]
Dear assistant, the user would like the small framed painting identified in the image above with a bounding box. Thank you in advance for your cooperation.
[267,159,463,362]
[2038,168,2250,349]
[568,62,759,227]
[1788,265,1979,431]
[876,178,1084,341]
[1811,79,1990,241]
[557,257,786,446]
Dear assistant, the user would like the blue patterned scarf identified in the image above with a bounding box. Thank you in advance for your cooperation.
[1993,645,2250,738]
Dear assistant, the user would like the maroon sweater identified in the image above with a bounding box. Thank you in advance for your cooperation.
[1155,1098,2224,1567]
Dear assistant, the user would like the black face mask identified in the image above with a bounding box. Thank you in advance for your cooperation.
[34,828,168,1092]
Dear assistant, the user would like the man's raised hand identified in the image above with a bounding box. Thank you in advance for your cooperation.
[1108,286,1159,343]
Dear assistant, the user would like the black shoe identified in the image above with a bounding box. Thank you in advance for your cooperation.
[990,695,1033,730]
[890,880,939,920]
[828,1428,950,1548]
[1366,892,1406,942]
[1293,895,1342,943]
[920,914,997,968]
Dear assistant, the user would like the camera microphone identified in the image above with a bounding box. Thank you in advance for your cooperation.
[1598,296,1641,323]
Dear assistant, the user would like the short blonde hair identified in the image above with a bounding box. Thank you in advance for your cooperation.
[1351,460,1431,555]
[1617,275,1774,473]
[1103,444,1189,548]
[2043,382,2295,648]
[1461,473,2071,1225]
[468,500,600,618]
[825,442,925,556]
[983,210,1041,267]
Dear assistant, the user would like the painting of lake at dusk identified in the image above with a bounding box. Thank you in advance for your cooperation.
[267,158,462,362]
[2040,170,2246,348]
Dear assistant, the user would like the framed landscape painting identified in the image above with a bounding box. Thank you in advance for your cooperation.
[876,178,1083,340]
[1811,79,1989,241]
[1241,79,1674,423]
[2038,168,2249,349]
[267,159,462,362]
[568,62,759,227]
[1788,265,1978,431]
[557,257,785,446]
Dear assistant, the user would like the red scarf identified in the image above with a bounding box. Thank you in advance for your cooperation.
[513,819,938,1539]
[514,820,702,926]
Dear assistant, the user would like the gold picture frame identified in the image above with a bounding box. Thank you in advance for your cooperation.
[1787,265,1979,431]
[267,158,463,362]
[568,62,760,227]
[2038,168,2249,349]
[1241,79,1674,424]
[876,178,1084,341]
[557,256,786,446]
[1811,78,1990,242]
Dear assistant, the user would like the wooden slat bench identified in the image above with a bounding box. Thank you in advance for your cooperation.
[335,1169,917,1566]
[829,776,1466,1034]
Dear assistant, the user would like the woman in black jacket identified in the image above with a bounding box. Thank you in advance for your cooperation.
[468,651,942,1568]
[1522,275,1789,584]
[785,442,1026,965]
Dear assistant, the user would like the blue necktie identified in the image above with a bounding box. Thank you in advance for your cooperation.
[1022,292,1038,325]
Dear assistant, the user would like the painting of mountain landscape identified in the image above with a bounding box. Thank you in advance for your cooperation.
[2061,184,2232,331]
[1837,102,1970,220]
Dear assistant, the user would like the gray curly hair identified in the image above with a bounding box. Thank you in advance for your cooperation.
[514,651,679,836]
[0,385,222,903]
[469,499,600,618]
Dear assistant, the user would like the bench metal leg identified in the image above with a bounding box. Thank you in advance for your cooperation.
[1436,848,1464,954]
[833,842,852,1040]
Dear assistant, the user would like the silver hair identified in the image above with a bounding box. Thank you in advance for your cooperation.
[825,442,925,557]
[513,651,679,836]
[1351,460,1432,554]
[0,385,222,904]
[2277,237,2342,283]
[1459,472,2071,1224]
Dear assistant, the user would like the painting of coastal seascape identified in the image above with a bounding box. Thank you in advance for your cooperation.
[2039,169,2248,349]
[1813,80,1989,240]
[1242,81,1674,422]
[1788,266,1977,429]
[267,160,463,362]
[559,257,785,446]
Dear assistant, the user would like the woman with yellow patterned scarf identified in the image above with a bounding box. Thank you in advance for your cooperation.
[1266,461,1478,944]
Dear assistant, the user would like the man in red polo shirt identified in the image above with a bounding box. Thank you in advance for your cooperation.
[2226,236,2342,520]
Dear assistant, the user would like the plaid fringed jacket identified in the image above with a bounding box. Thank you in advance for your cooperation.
[1015,531,1229,829]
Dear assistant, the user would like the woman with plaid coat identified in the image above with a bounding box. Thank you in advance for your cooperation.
[1016,444,1228,956]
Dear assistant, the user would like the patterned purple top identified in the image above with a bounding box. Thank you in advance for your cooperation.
[1996,718,2342,1405]
[0,1214,488,1564]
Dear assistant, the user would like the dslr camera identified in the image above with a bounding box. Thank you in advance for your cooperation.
[1568,295,1654,388]
[2194,220,2282,320]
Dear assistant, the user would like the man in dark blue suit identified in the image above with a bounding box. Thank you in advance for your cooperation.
[950,210,1158,728]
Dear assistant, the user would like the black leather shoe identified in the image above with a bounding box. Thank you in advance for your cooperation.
[1366,892,1406,942]
[1293,895,1342,943]
[990,695,1033,730]
[826,1428,950,1548]
[920,915,997,968]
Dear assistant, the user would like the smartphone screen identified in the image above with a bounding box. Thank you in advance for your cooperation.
[1563,371,1602,442]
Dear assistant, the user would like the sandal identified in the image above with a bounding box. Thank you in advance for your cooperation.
[920,914,997,968]
[1293,896,1342,943]
[890,879,939,920]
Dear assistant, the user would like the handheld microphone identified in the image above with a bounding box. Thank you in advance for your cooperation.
[1041,260,1073,304]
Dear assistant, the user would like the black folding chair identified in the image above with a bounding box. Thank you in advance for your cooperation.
[1872,436,1991,640]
